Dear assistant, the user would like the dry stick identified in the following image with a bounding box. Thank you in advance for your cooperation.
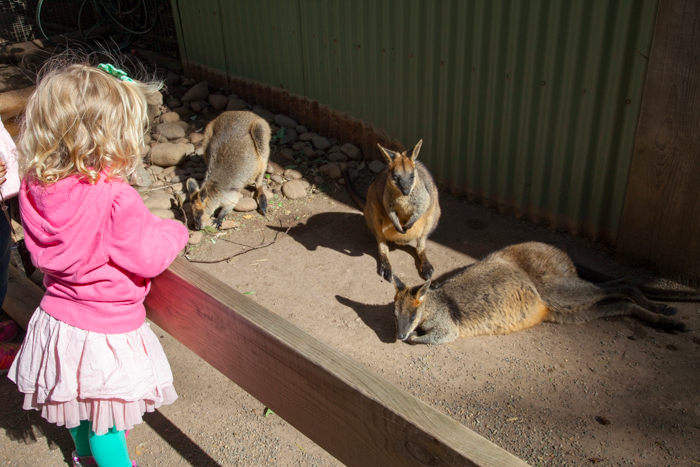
[186,222,294,264]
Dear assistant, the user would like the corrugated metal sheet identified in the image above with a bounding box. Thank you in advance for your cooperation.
[170,0,659,242]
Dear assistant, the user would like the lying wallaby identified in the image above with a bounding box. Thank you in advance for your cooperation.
[186,111,270,229]
[392,242,693,345]
[344,140,441,281]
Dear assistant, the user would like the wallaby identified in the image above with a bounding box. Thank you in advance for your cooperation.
[344,140,441,281]
[186,111,270,229]
[391,242,693,345]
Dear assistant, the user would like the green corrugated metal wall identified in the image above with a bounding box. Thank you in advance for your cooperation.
[171,0,659,242]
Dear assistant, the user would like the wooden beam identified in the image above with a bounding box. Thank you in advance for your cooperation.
[617,0,700,287]
[4,265,42,329]
[145,258,527,467]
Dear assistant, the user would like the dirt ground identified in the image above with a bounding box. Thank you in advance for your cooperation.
[2,177,700,467]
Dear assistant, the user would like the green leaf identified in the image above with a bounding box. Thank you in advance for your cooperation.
[263,407,274,417]
[202,226,218,234]
[244,291,256,295]
[275,128,285,139]
[285,164,297,169]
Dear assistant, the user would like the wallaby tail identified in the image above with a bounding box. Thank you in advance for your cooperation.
[342,169,366,211]
[250,120,270,159]
[575,263,700,302]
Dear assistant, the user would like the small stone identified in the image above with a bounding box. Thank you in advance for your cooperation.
[167,98,182,109]
[277,148,295,161]
[181,81,209,102]
[234,197,258,212]
[341,143,362,160]
[319,163,343,179]
[328,152,348,162]
[302,146,317,158]
[150,181,165,188]
[369,160,386,173]
[220,219,240,230]
[296,125,308,134]
[208,94,228,110]
[279,128,298,145]
[172,137,189,145]
[312,135,332,150]
[150,143,190,167]
[266,161,284,175]
[253,108,275,123]
[188,231,204,244]
[154,133,169,143]
[328,145,342,154]
[227,98,248,111]
[173,107,194,119]
[143,133,152,145]
[282,180,307,199]
[190,133,204,144]
[299,132,317,142]
[292,142,307,151]
[161,112,181,123]
[156,122,186,140]
[299,180,310,189]
[130,165,153,187]
[283,169,303,180]
[274,114,298,129]
[270,174,284,183]
[150,208,176,220]
[190,102,202,113]
[163,74,181,86]
[313,175,325,185]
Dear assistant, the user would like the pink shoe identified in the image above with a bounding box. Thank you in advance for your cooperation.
[0,342,19,375]
[0,320,18,342]
[71,451,97,467]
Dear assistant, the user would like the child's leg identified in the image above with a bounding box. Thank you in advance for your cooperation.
[88,424,131,467]
[68,420,92,457]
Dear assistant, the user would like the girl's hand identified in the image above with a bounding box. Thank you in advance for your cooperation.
[0,158,6,186]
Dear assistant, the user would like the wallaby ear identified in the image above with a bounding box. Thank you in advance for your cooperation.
[392,274,406,292]
[377,144,399,163]
[186,178,200,194]
[408,139,423,161]
[415,280,431,302]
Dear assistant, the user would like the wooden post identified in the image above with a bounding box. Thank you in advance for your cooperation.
[617,0,700,287]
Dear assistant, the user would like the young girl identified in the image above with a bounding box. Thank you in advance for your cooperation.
[7,60,189,467]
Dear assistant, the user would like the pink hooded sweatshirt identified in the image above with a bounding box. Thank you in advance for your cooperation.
[19,172,189,333]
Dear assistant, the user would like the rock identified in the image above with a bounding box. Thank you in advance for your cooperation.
[181,81,209,102]
[253,108,275,123]
[173,107,195,119]
[282,180,307,199]
[161,112,181,123]
[175,121,189,131]
[313,175,325,185]
[312,135,332,151]
[154,133,169,143]
[167,86,185,99]
[208,94,229,110]
[328,152,348,162]
[277,148,295,161]
[226,98,248,111]
[299,180,310,189]
[220,219,240,230]
[302,146,317,158]
[270,174,284,183]
[299,132,317,142]
[163,166,177,177]
[144,133,152,145]
[234,197,258,212]
[190,133,204,144]
[296,125,308,134]
[369,160,386,173]
[150,181,165,188]
[283,169,303,180]
[130,165,153,187]
[188,231,204,244]
[156,122,186,140]
[292,142,307,151]
[150,143,189,166]
[172,137,189,144]
[328,145,342,154]
[144,194,173,210]
[167,98,181,109]
[140,145,151,158]
[163,74,181,86]
[190,102,202,113]
[266,161,285,175]
[319,163,343,179]
[150,208,176,220]
[274,114,298,128]
[341,143,362,161]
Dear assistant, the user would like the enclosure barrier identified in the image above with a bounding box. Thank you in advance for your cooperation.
[6,259,527,467]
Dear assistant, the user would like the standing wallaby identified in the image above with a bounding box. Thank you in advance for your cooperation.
[186,111,270,229]
[392,242,693,345]
[344,140,441,281]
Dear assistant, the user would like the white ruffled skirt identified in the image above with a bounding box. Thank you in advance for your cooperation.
[8,308,177,435]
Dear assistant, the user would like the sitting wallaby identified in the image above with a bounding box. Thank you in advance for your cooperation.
[344,140,441,281]
[392,242,693,345]
[186,111,270,229]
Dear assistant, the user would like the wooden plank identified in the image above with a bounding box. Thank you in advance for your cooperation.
[145,258,527,467]
[4,265,42,329]
[617,0,700,287]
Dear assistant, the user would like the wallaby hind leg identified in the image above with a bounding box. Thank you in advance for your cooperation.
[598,282,676,315]
[585,302,689,332]
[254,171,268,216]
[415,236,434,280]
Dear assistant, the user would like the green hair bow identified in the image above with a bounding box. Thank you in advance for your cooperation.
[97,63,134,83]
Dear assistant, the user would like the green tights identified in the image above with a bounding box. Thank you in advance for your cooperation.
[69,420,131,467]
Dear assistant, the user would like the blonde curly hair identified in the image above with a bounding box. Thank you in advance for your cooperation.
[20,59,161,184]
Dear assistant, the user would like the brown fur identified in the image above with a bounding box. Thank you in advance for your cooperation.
[186,111,271,229]
[392,242,690,345]
[347,140,441,281]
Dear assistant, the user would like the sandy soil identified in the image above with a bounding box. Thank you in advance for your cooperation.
[2,179,699,467]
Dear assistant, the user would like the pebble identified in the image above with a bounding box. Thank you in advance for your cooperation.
[208,94,228,110]
[253,108,275,123]
[227,98,248,111]
[181,81,209,102]
[161,112,181,123]
[341,143,363,161]
[299,132,317,142]
[191,102,202,113]
[369,160,386,173]
[270,174,284,184]
[188,231,204,244]
[266,161,284,175]
[234,197,258,212]
[312,135,332,151]
[302,147,317,158]
[274,114,298,129]
[328,152,348,162]
[295,125,308,134]
[220,219,240,230]
[319,163,343,179]
[150,208,176,220]
[292,142,307,151]
[313,175,325,185]
[156,122,186,140]
[151,143,192,167]
[130,165,153,187]
[283,169,303,180]
[190,133,204,144]
[282,180,307,199]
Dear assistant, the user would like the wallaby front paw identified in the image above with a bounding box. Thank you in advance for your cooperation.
[379,263,393,282]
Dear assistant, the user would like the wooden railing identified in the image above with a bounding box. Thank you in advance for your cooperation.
[6,259,527,467]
